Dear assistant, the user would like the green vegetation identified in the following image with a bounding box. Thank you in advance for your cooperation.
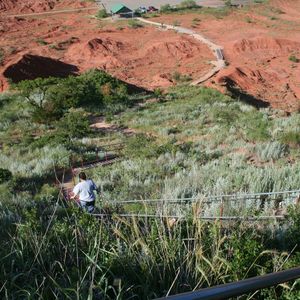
[2,201,300,299]
[35,38,48,45]
[159,0,199,13]
[127,19,144,29]
[289,54,300,63]
[97,9,109,18]
[254,0,268,3]
[159,1,233,18]
[178,0,198,9]
[160,4,173,13]
[0,168,12,183]
[14,69,129,124]
[224,0,232,7]
[2,73,300,298]
[172,71,192,82]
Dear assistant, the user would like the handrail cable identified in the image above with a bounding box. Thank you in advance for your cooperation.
[108,189,300,205]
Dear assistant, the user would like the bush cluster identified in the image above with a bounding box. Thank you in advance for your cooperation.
[14,69,129,124]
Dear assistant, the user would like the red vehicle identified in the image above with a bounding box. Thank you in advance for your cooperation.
[147,6,158,12]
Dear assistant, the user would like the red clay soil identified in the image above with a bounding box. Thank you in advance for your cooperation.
[0,3,214,91]
[1,0,300,111]
[0,0,92,14]
[150,0,300,111]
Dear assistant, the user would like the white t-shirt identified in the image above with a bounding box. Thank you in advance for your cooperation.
[73,179,97,202]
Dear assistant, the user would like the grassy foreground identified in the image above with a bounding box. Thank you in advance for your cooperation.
[2,74,300,298]
[2,200,300,299]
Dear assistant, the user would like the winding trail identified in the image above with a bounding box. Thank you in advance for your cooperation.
[137,17,226,85]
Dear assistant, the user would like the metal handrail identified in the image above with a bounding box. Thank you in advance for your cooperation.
[108,189,300,205]
[156,267,300,300]
[92,213,284,221]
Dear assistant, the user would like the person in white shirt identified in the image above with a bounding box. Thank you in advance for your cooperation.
[71,172,98,213]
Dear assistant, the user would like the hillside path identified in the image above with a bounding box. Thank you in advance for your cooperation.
[137,17,226,85]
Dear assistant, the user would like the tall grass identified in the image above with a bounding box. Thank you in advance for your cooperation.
[2,81,300,298]
[0,195,298,299]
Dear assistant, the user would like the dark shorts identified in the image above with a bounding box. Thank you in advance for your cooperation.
[79,200,95,213]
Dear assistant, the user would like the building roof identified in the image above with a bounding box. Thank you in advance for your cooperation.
[111,3,132,14]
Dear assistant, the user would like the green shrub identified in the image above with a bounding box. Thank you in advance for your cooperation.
[128,19,144,29]
[34,184,59,202]
[242,112,270,142]
[124,134,157,158]
[0,168,12,184]
[9,175,44,194]
[224,0,232,7]
[255,142,289,162]
[14,70,129,123]
[153,88,165,102]
[160,4,173,12]
[289,55,300,63]
[280,131,300,146]
[178,0,198,9]
[35,38,48,45]
[97,9,108,18]
[56,109,91,140]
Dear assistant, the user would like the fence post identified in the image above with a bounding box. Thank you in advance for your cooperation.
[220,197,224,226]
[70,156,75,186]
[96,147,99,163]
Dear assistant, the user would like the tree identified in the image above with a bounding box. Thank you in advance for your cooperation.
[15,77,59,110]
[178,0,198,9]
[14,70,129,124]
[160,4,173,12]
[56,109,91,140]
[97,9,108,18]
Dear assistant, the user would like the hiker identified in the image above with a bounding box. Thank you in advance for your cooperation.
[71,172,98,213]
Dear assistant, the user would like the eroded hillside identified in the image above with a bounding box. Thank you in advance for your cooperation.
[1,0,300,110]
[150,0,300,111]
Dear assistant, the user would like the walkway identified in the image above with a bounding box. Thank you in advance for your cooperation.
[137,17,226,85]
[57,144,123,200]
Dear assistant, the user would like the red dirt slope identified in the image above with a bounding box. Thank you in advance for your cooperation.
[150,0,300,111]
[214,37,300,110]
[64,31,213,89]
[0,0,92,13]
[0,12,214,91]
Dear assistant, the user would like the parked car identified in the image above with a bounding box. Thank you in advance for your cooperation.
[147,6,158,12]
[137,6,147,14]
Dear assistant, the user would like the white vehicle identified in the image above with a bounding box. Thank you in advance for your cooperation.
[137,6,147,13]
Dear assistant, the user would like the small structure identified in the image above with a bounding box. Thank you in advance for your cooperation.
[110,4,133,18]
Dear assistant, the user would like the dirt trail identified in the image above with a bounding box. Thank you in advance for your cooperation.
[137,17,225,85]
